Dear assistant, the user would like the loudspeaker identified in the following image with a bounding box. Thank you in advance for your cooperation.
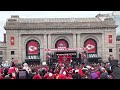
[110,60,118,66]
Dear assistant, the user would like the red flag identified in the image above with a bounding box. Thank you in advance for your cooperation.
[109,35,112,43]
[11,37,14,45]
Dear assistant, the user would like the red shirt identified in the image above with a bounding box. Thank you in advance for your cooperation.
[67,75,73,79]
[44,73,49,79]
[0,68,3,74]
[58,74,67,79]
[47,76,53,79]
[79,68,83,76]
[0,76,3,79]
[68,67,73,71]
[96,71,100,79]
[8,67,16,74]
[33,74,42,79]
[45,66,49,71]
[52,74,56,79]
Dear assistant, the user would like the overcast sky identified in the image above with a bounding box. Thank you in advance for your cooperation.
[0,11,113,42]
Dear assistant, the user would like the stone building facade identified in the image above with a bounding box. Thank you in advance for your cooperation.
[0,15,118,64]
[0,42,6,63]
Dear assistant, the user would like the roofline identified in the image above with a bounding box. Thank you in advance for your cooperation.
[4,26,117,30]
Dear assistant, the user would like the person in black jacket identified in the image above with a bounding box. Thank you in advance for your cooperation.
[29,69,36,79]
[72,69,81,79]
[16,66,29,79]
[3,67,9,77]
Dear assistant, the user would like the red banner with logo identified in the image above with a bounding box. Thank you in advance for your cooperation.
[56,39,68,48]
[11,36,14,45]
[84,39,97,53]
[109,35,112,43]
[27,41,39,55]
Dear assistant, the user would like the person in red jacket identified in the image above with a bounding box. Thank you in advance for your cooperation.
[0,67,3,75]
[67,74,73,79]
[58,71,67,79]
[33,71,42,79]
[47,73,54,79]
[7,66,16,74]
[44,72,49,79]
[79,68,84,77]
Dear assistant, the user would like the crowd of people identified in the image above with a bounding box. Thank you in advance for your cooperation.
[0,58,120,79]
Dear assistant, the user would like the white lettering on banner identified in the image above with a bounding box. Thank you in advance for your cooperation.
[45,48,83,51]
[28,55,40,59]
[88,54,98,58]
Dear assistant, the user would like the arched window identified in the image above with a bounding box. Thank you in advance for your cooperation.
[26,40,40,55]
[84,38,97,53]
[55,39,69,48]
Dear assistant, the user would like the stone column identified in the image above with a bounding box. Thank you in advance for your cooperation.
[43,34,47,61]
[77,34,80,48]
[102,32,105,62]
[18,34,22,63]
[73,34,76,48]
[48,34,51,48]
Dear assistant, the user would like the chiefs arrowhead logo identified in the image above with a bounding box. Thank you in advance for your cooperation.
[59,43,64,47]
[86,44,95,50]
[28,46,37,52]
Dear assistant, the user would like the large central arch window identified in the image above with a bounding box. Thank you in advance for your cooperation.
[84,38,97,54]
[55,39,69,48]
[26,40,40,60]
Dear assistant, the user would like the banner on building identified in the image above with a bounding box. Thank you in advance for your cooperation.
[84,39,97,53]
[11,36,14,45]
[26,40,40,60]
[56,39,68,48]
[109,35,112,43]
[27,41,39,55]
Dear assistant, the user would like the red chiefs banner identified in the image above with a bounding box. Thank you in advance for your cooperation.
[10,36,14,45]
[84,39,97,53]
[27,41,39,55]
[56,39,68,48]
[109,35,112,43]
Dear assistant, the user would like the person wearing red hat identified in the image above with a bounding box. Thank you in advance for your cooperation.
[33,71,42,79]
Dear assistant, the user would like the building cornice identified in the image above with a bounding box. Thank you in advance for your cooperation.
[4,16,118,30]
[4,26,117,30]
